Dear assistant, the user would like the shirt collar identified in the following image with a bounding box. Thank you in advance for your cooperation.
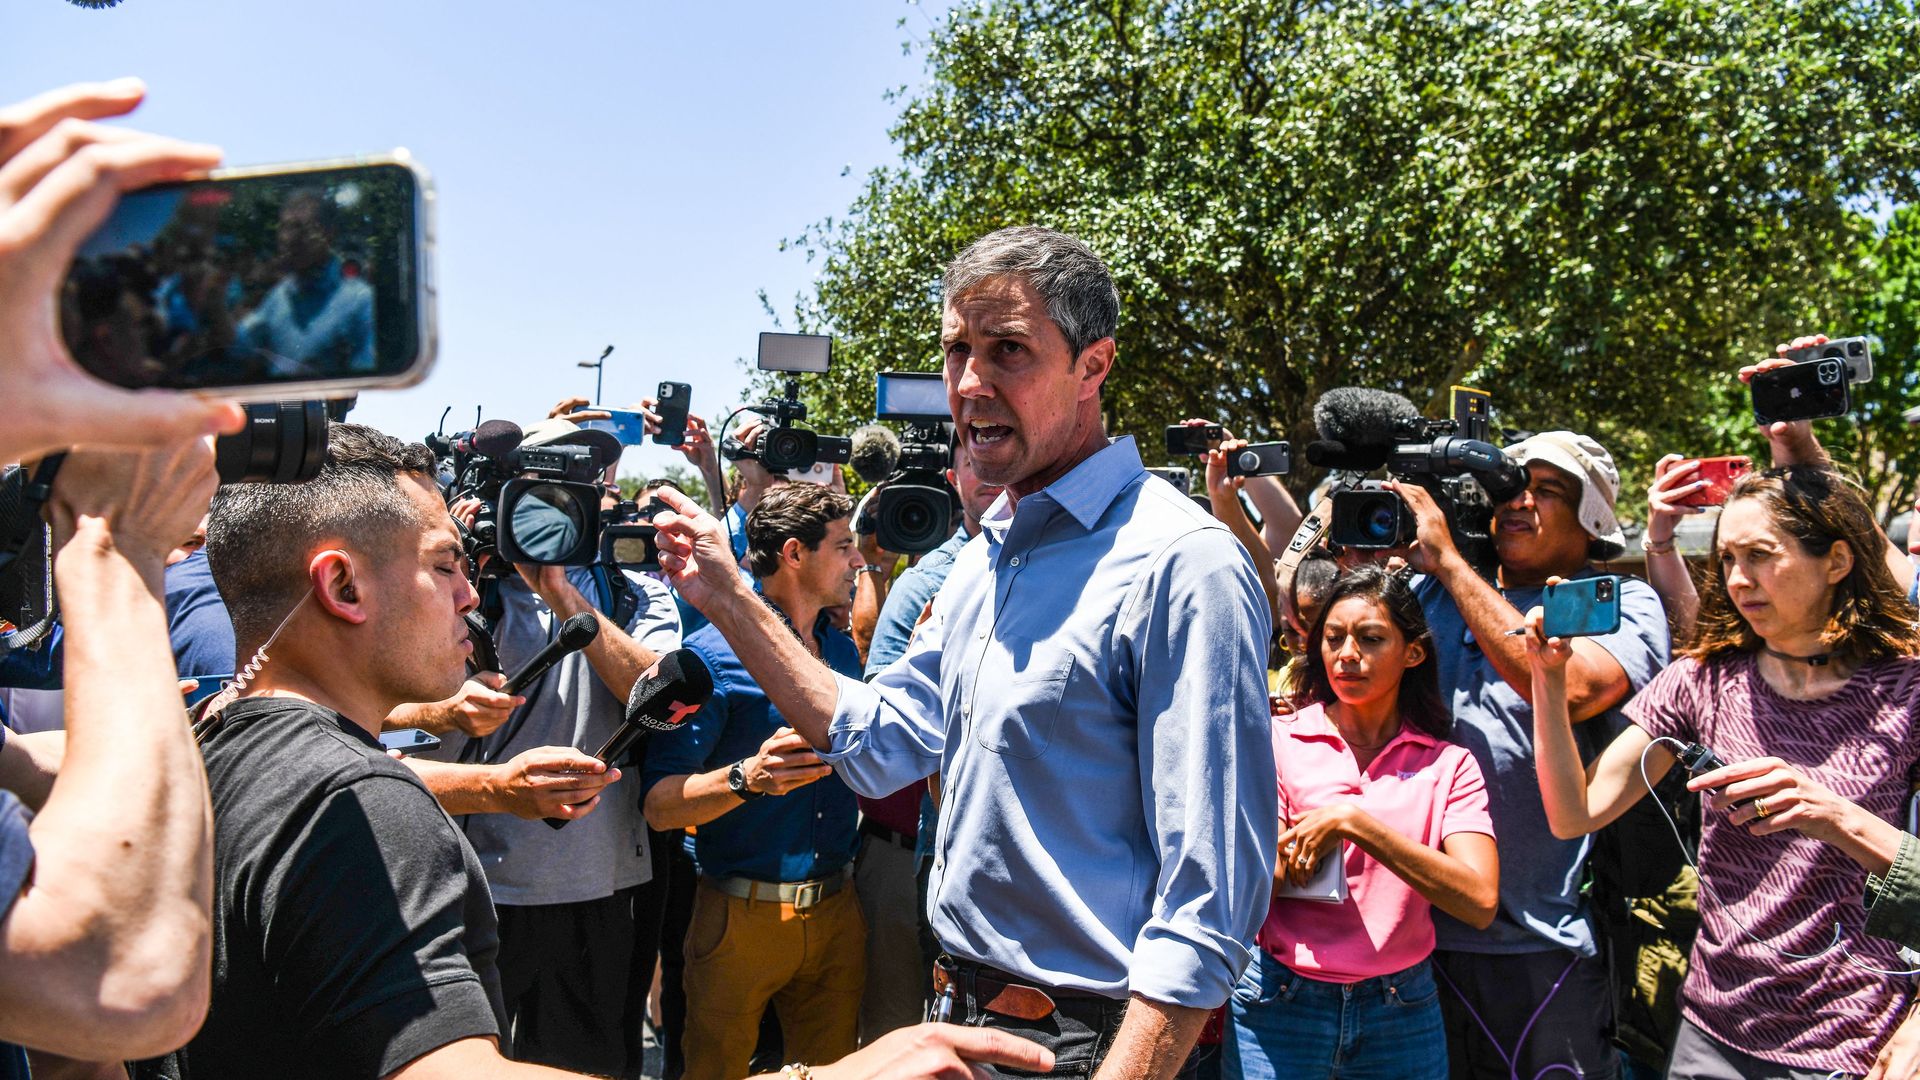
[1282,700,1440,753]
[980,436,1145,541]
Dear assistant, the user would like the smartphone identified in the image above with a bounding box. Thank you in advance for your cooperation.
[182,674,232,708]
[580,409,648,446]
[649,382,693,445]
[1672,456,1751,508]
[63,155,435,400]
[1226,442,1292,478]
[378,728,443,754]
[1543,575,1622,638]
[758,332,832,374]
[1751,358,1850,425]
[1784,335,1873,385]
[1165,423,1224,457]
[1145,466,1191,493]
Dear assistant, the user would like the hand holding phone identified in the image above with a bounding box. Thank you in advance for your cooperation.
[1165,422,1224,457]
[1750,358,1850,425]
[1542,575,1622,638]
[378,728,443,755]
[1671,456,1751,508]
[652,382,692,445]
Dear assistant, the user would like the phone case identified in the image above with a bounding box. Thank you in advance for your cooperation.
[1751,359,1850,425]
[652,382,692,445]
[1543,576,1623,638]
[1672,456,1752,508]
[582,412,648,446]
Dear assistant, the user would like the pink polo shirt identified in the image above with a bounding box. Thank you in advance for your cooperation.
[1260,702,1494,983]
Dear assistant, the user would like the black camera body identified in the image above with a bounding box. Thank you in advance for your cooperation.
[874,420,956,555]
[600,498,668,573]
[1319,401,1526,576]
[726,378,853,473]
[432,426,610,572]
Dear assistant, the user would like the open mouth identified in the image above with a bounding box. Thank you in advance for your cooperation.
[967,420,1014,447]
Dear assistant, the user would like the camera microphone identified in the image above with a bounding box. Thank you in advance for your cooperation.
[548,648,715,829]
[1305,440,1391,471]
[465,419,525,460]
[503,611,599,695]
[850,425,902,485]
[1313,387,1420,448]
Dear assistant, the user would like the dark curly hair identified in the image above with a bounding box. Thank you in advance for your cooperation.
[1686,465,1920,664]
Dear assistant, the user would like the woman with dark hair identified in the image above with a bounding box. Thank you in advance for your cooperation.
[1227,565,1499,1080]
[1527,465,1920,1079]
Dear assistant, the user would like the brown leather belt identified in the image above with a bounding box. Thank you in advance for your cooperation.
[931,957,1112,1022]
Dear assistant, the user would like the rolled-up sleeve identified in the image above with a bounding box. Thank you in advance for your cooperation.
[1122,530,1277,1008]
[822,595,948,798]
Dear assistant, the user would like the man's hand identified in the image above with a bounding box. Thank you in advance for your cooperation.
[490,746,618,821]
[49,436,220,577]
[857,524,897,569]
[1739,338,1830,467]
[1385,479,1460,574]
[0,80,246,465]
[547,395,610,424]
[391,673,524,739]
[653,485,754,616]
[739,727,833,797]
[805,1022,1054,1080]
[513,561,576,604]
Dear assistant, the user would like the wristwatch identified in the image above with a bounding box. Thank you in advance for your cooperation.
[857,563,889,576]
[728,759,766,800]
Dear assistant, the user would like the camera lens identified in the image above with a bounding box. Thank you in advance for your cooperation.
[876,481,951,555]
[215,401,329,484]
[762,428,814,472]
[1361,502,1399,544]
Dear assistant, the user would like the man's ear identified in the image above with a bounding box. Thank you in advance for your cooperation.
[310,548,370,625]
[1075,338,1115,402]
[781,536,806,573]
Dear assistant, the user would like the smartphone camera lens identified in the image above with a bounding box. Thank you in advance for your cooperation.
[1819,361,1841,386]
[1597,579,1614,600]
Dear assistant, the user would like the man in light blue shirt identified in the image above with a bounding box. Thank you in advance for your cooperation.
[654,226,1276,1079]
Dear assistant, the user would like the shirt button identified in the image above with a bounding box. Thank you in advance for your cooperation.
[1009,556,1021,567]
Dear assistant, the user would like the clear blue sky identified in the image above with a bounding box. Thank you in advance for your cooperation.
[4,0,949,479]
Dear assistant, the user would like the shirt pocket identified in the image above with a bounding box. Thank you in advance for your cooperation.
[975,650,1073,759]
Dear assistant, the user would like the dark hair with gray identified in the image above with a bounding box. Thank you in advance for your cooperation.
[205,423,438,656]
[745,483,853,579]
[942,226,1119,359]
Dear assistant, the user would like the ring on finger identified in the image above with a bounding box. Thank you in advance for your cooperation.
[1754,797,1772,819]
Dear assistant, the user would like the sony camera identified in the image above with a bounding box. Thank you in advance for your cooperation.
[600,497,670,573]
[429,419,614,572]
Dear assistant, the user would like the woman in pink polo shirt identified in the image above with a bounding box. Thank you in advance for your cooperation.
[1227,565,1499,1080]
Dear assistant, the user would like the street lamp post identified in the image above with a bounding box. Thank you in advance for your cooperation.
[578,345,614,405]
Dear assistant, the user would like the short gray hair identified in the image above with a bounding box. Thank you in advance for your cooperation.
[942,226,1119,358]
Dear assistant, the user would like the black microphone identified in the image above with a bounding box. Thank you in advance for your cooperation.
[546,649,715,829]
[465,418,524,460]
[849,425,902,485]
[1312,387,1420,449]
[504,612,599,695]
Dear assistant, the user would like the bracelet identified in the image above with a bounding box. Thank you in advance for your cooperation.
[857,564,889,576]
[781,1065,814,1080]
[1641,534,1677,555]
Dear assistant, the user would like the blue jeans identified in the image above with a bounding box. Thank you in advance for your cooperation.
[1225,951,1448,1080]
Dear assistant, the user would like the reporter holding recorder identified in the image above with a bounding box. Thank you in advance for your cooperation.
[1524,465,1920,1078]
[655,226,1277,1078]
[1228,566,1497,1080]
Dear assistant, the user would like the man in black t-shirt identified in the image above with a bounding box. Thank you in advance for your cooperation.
[178,424,594,1079]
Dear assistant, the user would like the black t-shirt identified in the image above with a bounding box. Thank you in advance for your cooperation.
[177,697,504,1077]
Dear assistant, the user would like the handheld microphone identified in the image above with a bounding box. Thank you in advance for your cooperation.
[504,612,599,695]
[547,649,714,829]
[850,425,902,485]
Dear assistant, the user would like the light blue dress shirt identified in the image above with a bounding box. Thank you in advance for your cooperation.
[823,436,1277,1009]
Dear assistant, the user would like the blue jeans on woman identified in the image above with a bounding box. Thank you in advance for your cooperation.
[1225,950,1448,1080]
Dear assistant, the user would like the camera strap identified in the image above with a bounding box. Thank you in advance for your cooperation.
[0,455,66,653]
[1274,499,1334,604]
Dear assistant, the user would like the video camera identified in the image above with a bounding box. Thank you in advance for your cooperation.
[852,371,957,555]
[600,496,671,573]
[720,333,852,474]
[1309,386,1526,575]
[427,416,617,573]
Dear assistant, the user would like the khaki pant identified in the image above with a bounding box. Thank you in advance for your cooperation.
[681,877,866,1080]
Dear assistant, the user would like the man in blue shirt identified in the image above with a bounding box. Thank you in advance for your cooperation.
[644,483,868,1080]
[1392,431,1669,1080]
[654,226,1276,1079]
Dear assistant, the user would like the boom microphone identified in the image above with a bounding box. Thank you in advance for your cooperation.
[548,649,715,829]
[504,612,599,695]
[850,425,902,485]
[1312,387,1420,447]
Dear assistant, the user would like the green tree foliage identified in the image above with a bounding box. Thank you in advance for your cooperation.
[774,0,1920,506]
[616,464,709,507]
